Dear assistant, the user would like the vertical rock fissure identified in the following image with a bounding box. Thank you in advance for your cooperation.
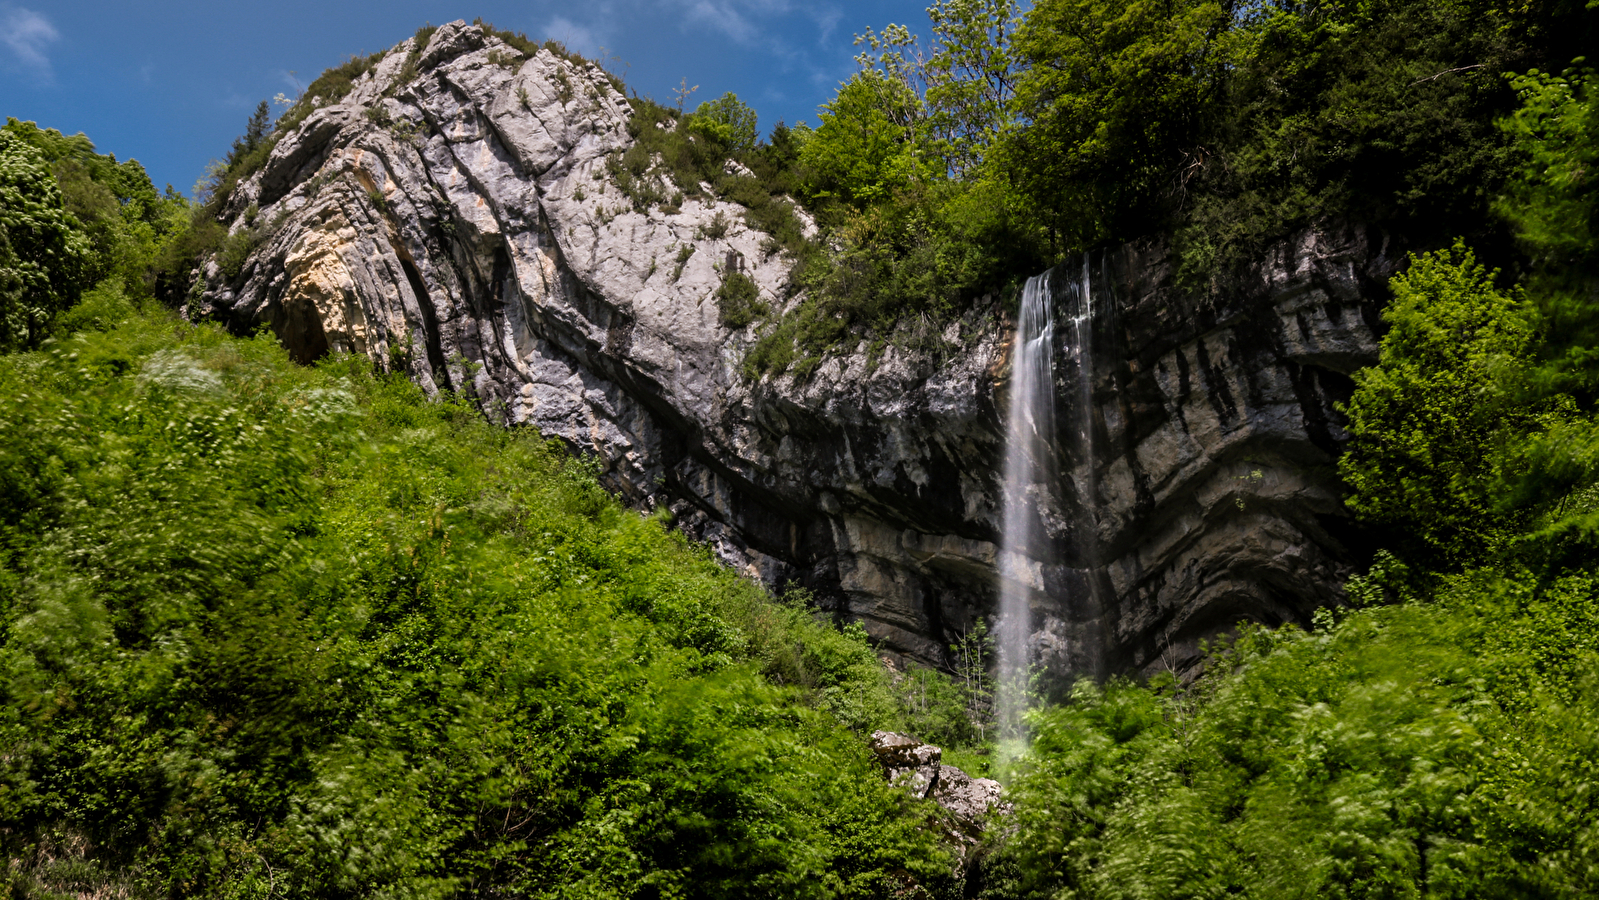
[400,256,449,386]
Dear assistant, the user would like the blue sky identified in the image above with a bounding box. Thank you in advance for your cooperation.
[0,0,937,195]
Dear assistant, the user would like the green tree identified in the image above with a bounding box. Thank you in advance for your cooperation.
[800,71,930,208]
[0,132,94,350]
[923,0,1023,175]
[692,92,759,155]
[1001,0,1231,249]
[1490,67,1599,552]
[3,118,191,302]
[227,100,272,168]
[1340,243,1543,567]
[1498,67,1599,391]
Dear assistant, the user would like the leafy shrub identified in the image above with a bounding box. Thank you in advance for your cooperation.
[991,572,1599,899]
[701,210,729,239]
[1340,242,1547,567]
[716,270,765,328]
[0,131,94,350]
[693,92,759,155]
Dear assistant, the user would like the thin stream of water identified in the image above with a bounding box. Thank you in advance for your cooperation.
[997,260,1095,760]
[997,273,1056,748]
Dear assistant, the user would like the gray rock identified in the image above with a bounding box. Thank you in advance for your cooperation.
[194,20,1392,686]
[869,729,943,798]
[868,731,1005,848]
[932,765,1007,837]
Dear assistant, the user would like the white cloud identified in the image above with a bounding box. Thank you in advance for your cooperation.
[0,5,58,78]
[674,0,798,46]
[543,15,606,59]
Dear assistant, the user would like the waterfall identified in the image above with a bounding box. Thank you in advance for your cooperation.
[997,272,1057,745]
[996,259,1095,750]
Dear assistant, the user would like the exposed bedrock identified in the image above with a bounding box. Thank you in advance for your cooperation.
[195,20,1397,682]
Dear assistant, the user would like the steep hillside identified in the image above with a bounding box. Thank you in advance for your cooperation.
[0,307,959,897]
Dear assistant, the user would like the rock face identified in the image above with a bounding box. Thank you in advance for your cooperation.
[195,21,1396,683]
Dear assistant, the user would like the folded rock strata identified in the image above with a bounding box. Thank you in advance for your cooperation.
[195,20,1394,683]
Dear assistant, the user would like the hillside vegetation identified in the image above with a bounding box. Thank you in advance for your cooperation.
[0,306,971,896]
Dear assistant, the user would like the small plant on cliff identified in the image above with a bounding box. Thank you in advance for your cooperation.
[700,210,730,239]
[672,244,695,280]
[715,269,766,328]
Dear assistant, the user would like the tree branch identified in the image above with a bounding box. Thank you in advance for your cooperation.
[1409,64,1484,86]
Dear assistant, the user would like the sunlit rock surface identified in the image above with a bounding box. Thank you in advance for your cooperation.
[196,20,1395,682]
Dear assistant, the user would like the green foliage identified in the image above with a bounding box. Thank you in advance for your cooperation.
[1489,65,1599,559]
[693,92,759,155]
[745,175,1043,379]
[0,310,949,897]
[800,72,930,209]
[733,7,1046,380]
[216,224,264,281]
[2,119,193,309]
[51,276,136,336]
[990,573,1599,899]
[0,131,95,350]
[716,270,766,329]
[1498,66,1599,402]
[1500,66,1598,276]
[797,0,1591,315]
[1172,0,1540,282]
[1003,0,1231,249]
[922,0,1022,175]
[1340,243,1545,566]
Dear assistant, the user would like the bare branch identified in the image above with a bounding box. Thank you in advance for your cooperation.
[1409,64,1485,87]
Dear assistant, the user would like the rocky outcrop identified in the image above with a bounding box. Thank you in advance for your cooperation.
[195,21,1395,685]
[869,731,1006,844]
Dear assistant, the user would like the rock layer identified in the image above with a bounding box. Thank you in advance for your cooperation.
[196,21,1395,683]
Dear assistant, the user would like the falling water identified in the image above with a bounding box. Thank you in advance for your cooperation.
[996,259,1096,752]
[1066,258,1097,549]
[996,273,1057,746]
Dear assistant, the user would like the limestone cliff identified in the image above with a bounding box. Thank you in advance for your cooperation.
[195,21,1395,681]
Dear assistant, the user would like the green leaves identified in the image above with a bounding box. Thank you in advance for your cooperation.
[1340,242,1543,567]
[0,132,95,351]
[692,92,760,156]
[800,72,932,209]
[1004,0,1231,247]
[998,582,1599,899]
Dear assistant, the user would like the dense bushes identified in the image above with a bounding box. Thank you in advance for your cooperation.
[0,131,93,350]
[0,120,192,345]
[988,578,1599,899]
[0,308,954,897]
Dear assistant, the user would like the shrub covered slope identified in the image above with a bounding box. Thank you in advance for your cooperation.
[0,306,961,897]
